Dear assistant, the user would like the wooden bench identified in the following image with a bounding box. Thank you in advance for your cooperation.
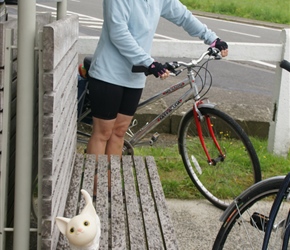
[57,154,179,250]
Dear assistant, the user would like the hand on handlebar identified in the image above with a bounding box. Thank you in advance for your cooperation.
[148,61,170,79]
[211,38,228,57]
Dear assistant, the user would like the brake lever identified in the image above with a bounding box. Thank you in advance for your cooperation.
[214,54,222,60]
[207,47,221,59]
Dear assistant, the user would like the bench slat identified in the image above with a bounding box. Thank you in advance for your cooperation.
[146,156,179,249]
[122,155,147,249]
[111,156,127,249]
[95,155,109,250]
[79,154,95,212]
[134,156,164,249]
[56,153,84,249]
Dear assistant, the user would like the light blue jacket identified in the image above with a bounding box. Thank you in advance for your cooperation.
[89,0,218,89]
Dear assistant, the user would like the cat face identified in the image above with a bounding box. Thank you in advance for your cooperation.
[56,189,101,248]
[65,213,98,246]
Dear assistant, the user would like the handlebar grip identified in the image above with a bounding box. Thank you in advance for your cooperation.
[131,65,150,76]
[132,63,178,76]
[280,60,290,72]
[132,65,148,73]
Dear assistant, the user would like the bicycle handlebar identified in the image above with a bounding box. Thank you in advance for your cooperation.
[132,47,221,76]
[280,60,290,72]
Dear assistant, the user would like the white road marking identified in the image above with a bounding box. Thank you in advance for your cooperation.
[219,29,260,38]
[153,34,179,40]
[196,15,281,31]
[251,60,276,68]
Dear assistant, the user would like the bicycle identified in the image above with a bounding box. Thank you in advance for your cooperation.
[212,59,290,249]
[77,47,261,210]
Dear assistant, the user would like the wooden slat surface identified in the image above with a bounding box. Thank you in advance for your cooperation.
[57,155,179,250]
[134,156,164,249]
[122,155,147,249]
[79,154,95,212]
[111,156,126,249]
[145,156,179,250]
[56,153,84,250]
[95,155,109,250]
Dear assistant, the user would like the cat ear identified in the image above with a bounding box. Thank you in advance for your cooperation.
[55,217,70,235]
[80,189,96,216]
[81,189,92,205]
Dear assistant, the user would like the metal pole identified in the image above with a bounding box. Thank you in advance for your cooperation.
[37,31,43,250]
[57,0,67,20]
[0,29,13,250]
[13,0,36,249]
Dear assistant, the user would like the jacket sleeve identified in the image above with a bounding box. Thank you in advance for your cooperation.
[161,0,218,45]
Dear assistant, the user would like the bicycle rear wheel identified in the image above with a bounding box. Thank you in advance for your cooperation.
[178,107,261,210]
[212,176,289,249]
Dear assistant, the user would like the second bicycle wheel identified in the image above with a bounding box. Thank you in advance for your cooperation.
[212,176,289,249]
[178,107,261,210]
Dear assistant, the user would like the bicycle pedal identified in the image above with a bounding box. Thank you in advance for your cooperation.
[149,132,160,145]
[250,212,269,232]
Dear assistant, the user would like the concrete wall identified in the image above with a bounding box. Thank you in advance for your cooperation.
[40,14,78,250]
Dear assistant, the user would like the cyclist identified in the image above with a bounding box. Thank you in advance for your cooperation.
[87,0,229,192]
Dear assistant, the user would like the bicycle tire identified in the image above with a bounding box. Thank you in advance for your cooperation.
[262,173,290,250]
[178,107,261,210]
[212,176,288,249]
[282,212,290,250]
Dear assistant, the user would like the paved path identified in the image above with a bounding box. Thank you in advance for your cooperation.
[166,199,224,250]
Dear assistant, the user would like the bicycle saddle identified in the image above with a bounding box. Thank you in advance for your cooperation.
[83,56,92,72]
[79,56,92,78]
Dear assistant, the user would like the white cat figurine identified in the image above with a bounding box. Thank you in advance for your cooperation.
[56,189,101,250]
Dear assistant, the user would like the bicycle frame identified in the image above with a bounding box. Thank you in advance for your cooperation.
[127,76,196,146]
[125,66,225,164]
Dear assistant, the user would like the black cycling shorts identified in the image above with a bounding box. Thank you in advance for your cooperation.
[88,78,143,120]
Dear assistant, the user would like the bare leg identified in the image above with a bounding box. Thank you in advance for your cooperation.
[87,117,115,196]
[105,113,133,157]
[87,114,133,196]
[87,117,116,159]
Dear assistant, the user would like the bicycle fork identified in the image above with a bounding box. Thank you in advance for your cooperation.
[193,102,226,165]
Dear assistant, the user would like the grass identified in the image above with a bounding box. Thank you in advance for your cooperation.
[134,136,290,199]
[181,0,290,25]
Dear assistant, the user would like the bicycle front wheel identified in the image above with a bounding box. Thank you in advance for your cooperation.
[212,176,288,249]
[262,173,290,250]
[178,107,261,210]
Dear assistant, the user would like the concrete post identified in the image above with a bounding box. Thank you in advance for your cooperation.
[268,29,290,157]
[13,0,36,249]
[57,0,67,20]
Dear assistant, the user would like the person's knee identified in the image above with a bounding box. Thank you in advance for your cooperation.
[112,124,128,138]
[92,128,113,141]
